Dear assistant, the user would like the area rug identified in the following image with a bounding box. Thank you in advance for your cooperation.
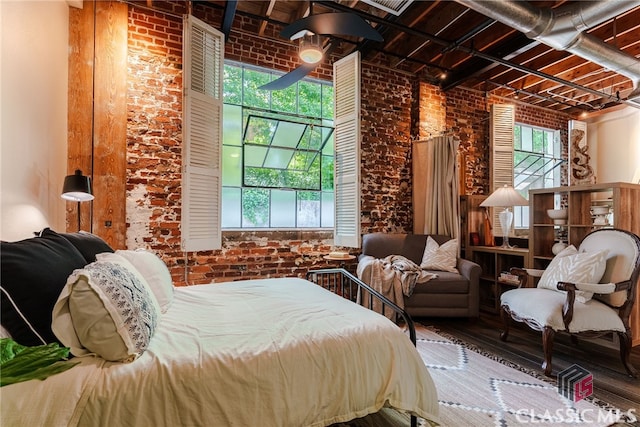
[336,324,627,427]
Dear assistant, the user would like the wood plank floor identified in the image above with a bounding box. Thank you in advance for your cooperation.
[420,313,640,419]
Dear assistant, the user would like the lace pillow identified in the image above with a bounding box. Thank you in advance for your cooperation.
[537,247,609,303]
[52,258,160,362]
[102,250,175,313]
[420,236,458,273]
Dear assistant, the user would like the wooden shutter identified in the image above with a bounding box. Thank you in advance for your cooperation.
[181,15,223,251]
[333,52,361,248]
[490,104,515,237]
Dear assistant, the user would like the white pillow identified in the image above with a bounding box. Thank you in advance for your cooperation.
[104,249,174,313]
[420,236,458,273]
[52,257,160,362]
[537,247,609,303]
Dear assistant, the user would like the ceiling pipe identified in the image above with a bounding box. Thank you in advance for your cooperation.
[455,0,640,107]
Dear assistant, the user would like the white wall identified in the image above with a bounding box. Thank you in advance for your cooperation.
[1,1,70,241]
[586,106,640,184]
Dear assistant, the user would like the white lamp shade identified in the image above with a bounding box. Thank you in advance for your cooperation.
[480,184,528,207]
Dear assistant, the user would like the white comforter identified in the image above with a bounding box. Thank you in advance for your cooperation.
[1,278,439,427]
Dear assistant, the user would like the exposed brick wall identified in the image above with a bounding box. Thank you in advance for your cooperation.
[124,1,571,286]
[360,65,414,234]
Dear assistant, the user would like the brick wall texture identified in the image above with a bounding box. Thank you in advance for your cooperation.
[125,1,571,286]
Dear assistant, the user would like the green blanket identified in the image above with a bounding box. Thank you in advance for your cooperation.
[1,338,79,387]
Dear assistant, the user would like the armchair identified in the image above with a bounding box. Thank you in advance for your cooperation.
[500,228,640,377]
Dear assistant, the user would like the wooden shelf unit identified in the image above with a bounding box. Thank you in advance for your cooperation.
[528,182,640,346]
[469,246,529,313]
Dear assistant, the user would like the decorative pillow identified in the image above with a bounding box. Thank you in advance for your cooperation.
[108,249,174,313]
[1,232,87,346]
[52,258,160,362]
[420,236,458,273]
[45,228,115,263]
[537,247,609,303]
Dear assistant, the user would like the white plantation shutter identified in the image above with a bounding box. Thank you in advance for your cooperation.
[490,104,515,238]
[333,52,361,248]
[182,15,223,251]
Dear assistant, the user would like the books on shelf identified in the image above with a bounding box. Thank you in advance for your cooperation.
[498,272,520,285]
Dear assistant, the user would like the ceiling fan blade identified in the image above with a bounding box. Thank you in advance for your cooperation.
[259,62,319,91]
[281,12,383,42]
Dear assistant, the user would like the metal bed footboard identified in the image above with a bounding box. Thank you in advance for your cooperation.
[306,268,419,427]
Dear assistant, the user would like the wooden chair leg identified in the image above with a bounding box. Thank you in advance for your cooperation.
[542,327,555,377]
[618,331,638,378]
[499,306,510,342]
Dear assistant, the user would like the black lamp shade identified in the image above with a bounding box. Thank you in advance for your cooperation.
[61,170,94,202]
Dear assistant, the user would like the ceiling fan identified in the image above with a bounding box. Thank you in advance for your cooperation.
[259,12,383,91]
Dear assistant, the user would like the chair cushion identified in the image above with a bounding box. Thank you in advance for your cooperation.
[500,288,624,333]
[537,247,608,303]
[420,236,458,273]
[412,271,469,294]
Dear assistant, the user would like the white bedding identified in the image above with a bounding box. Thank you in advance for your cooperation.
[1,278,439,427]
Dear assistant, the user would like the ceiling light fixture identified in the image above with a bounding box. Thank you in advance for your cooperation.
[299,33,323,64]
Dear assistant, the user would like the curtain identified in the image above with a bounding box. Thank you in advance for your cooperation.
[413,136,460,238]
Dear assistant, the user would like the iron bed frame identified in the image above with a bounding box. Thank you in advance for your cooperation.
[306,268,419,427]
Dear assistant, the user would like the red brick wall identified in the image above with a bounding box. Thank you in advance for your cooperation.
[124,1,570,286]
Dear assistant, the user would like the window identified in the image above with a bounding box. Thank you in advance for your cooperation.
[221,62,334,229]
[513,123,563,228]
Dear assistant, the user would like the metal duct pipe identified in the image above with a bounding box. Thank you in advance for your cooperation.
[456,0,640,105]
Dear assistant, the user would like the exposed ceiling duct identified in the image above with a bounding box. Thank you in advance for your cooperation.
[455,0,640,108]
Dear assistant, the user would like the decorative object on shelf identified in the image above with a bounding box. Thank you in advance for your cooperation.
[61,169,94,231]
[568,120,595,186]
[591,205,610,226]
[480,185,529,249]
[551,241,568,255]
[546,208,568,225]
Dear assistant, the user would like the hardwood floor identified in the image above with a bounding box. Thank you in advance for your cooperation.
[419,313,640,420]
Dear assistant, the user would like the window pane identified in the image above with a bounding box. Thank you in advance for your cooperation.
[223,65,242,104]
[532,129,544,152]
[322,85,333,119]
[272,121,305,148]
[321,191,334,227]
[242,188,269,227]
[521,126,533,151]
[297,191,320,227]
[222,146,242,186]
[243,69,271,108]
[245,116,276,145]
[514,125,522,150]
[271,82,297,113]
[223,105,242,146]
[221,187,241,228]
[244,145,269,167]
[298,81,321,117]
[270,190,296,227]
[321,155,334,190]
[264,147,295,169]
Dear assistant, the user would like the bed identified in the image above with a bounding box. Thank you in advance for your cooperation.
[0,229,439,427]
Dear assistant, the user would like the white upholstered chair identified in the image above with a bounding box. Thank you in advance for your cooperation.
[500,228,640,377]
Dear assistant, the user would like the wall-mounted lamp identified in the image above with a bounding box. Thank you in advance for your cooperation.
[480,185,528,248]
[299,33,323,64]
[61,169,94,231]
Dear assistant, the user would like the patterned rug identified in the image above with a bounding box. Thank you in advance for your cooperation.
[336,324,628,427]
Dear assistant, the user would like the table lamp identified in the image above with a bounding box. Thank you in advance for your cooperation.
[480,185,528,248]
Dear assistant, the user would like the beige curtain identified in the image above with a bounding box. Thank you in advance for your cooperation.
[413,136,460,238]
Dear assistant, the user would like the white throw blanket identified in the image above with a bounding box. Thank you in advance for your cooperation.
[357,255,437,319]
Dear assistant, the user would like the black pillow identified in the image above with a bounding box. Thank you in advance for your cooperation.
[1,231,87,346]
[44,228,114,263]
